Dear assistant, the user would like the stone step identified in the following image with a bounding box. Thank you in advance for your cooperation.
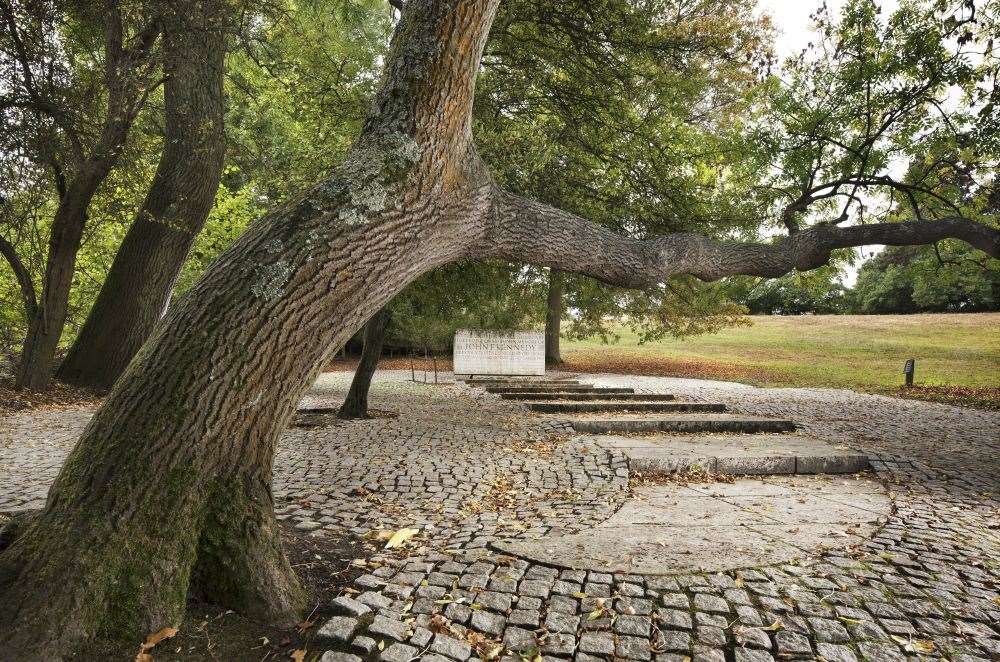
[466,379,582,387]
[501,392,676,401]
[486,386,633,394]
[291,407,339,428]
[529,401,726,414]
[569,414,795,435]
[477,382,596,391]
[594,433,868,475]
[296,407,337,415]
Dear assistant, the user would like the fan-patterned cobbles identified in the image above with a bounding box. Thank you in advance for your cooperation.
[1,371,998,661]
[277,376,628,551]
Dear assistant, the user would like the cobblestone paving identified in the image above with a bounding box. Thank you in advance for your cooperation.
[1,371,999,661]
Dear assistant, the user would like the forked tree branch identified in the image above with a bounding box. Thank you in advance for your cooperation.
[481,189,1000,287]
[0,231,38,321]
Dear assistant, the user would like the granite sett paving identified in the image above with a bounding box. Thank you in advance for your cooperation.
[1,370,998,661]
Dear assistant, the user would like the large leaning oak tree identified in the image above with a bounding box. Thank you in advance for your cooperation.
[0,0,998,656]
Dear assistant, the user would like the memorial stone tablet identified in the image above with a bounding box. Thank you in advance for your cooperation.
[453,329,545,376]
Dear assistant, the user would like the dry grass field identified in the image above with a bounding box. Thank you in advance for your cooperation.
[323,314,998,410]
[560,313,1000,409]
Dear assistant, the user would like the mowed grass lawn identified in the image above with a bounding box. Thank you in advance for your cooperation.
[561,313,999,407]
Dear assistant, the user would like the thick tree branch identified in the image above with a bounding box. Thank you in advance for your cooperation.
[481,190,1000,286]
[367,0,498,143]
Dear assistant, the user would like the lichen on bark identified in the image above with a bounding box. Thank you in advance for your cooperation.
[336,131,423,227]
[250,261,293,299]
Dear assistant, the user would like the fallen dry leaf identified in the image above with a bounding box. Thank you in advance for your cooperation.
[142,627,178,650]
[385,527,419,548]
[892,635,936,654]
[760,620,784,632]
[290,649,306,662]
[135,626,178,661]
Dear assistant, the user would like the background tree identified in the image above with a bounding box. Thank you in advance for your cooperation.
[221,0,390,201]
[476,0,773,356]
[0,0,162,389]
[748,0,998,238]
[852,243,1000,312]
[561,275,751,343]
[724,265,849,315]
[712,0,1000,318]
[337,260,545,418]
[54,0,392,388]
[388,262,545,352]
[56,0,228,389]
[337,305,390,418]
[544,269,564,364]
[0,0,389,384]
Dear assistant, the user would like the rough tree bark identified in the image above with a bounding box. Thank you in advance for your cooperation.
[0,0,997,657]
[338,306,391,419]
[544,268,563,365]
[57,2,227,390]
[11,5,160,390]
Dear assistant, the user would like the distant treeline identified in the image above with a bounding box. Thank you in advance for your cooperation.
[732,244,1000,315]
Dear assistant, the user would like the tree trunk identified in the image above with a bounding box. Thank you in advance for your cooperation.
[15,171,115,390]
[57,4,227,390]
[338,306,391,419]
[1,0,997,657]
[544,268,564,365]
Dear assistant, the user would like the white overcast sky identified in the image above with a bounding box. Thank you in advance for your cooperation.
[758,0,899,59]
[756,0,900,283]
[757,0,836,59]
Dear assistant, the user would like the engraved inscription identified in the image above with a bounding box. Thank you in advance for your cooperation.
[453,329,545,376]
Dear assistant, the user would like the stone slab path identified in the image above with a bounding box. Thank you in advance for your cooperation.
[495,477,891,574]
[1,371,999,662]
